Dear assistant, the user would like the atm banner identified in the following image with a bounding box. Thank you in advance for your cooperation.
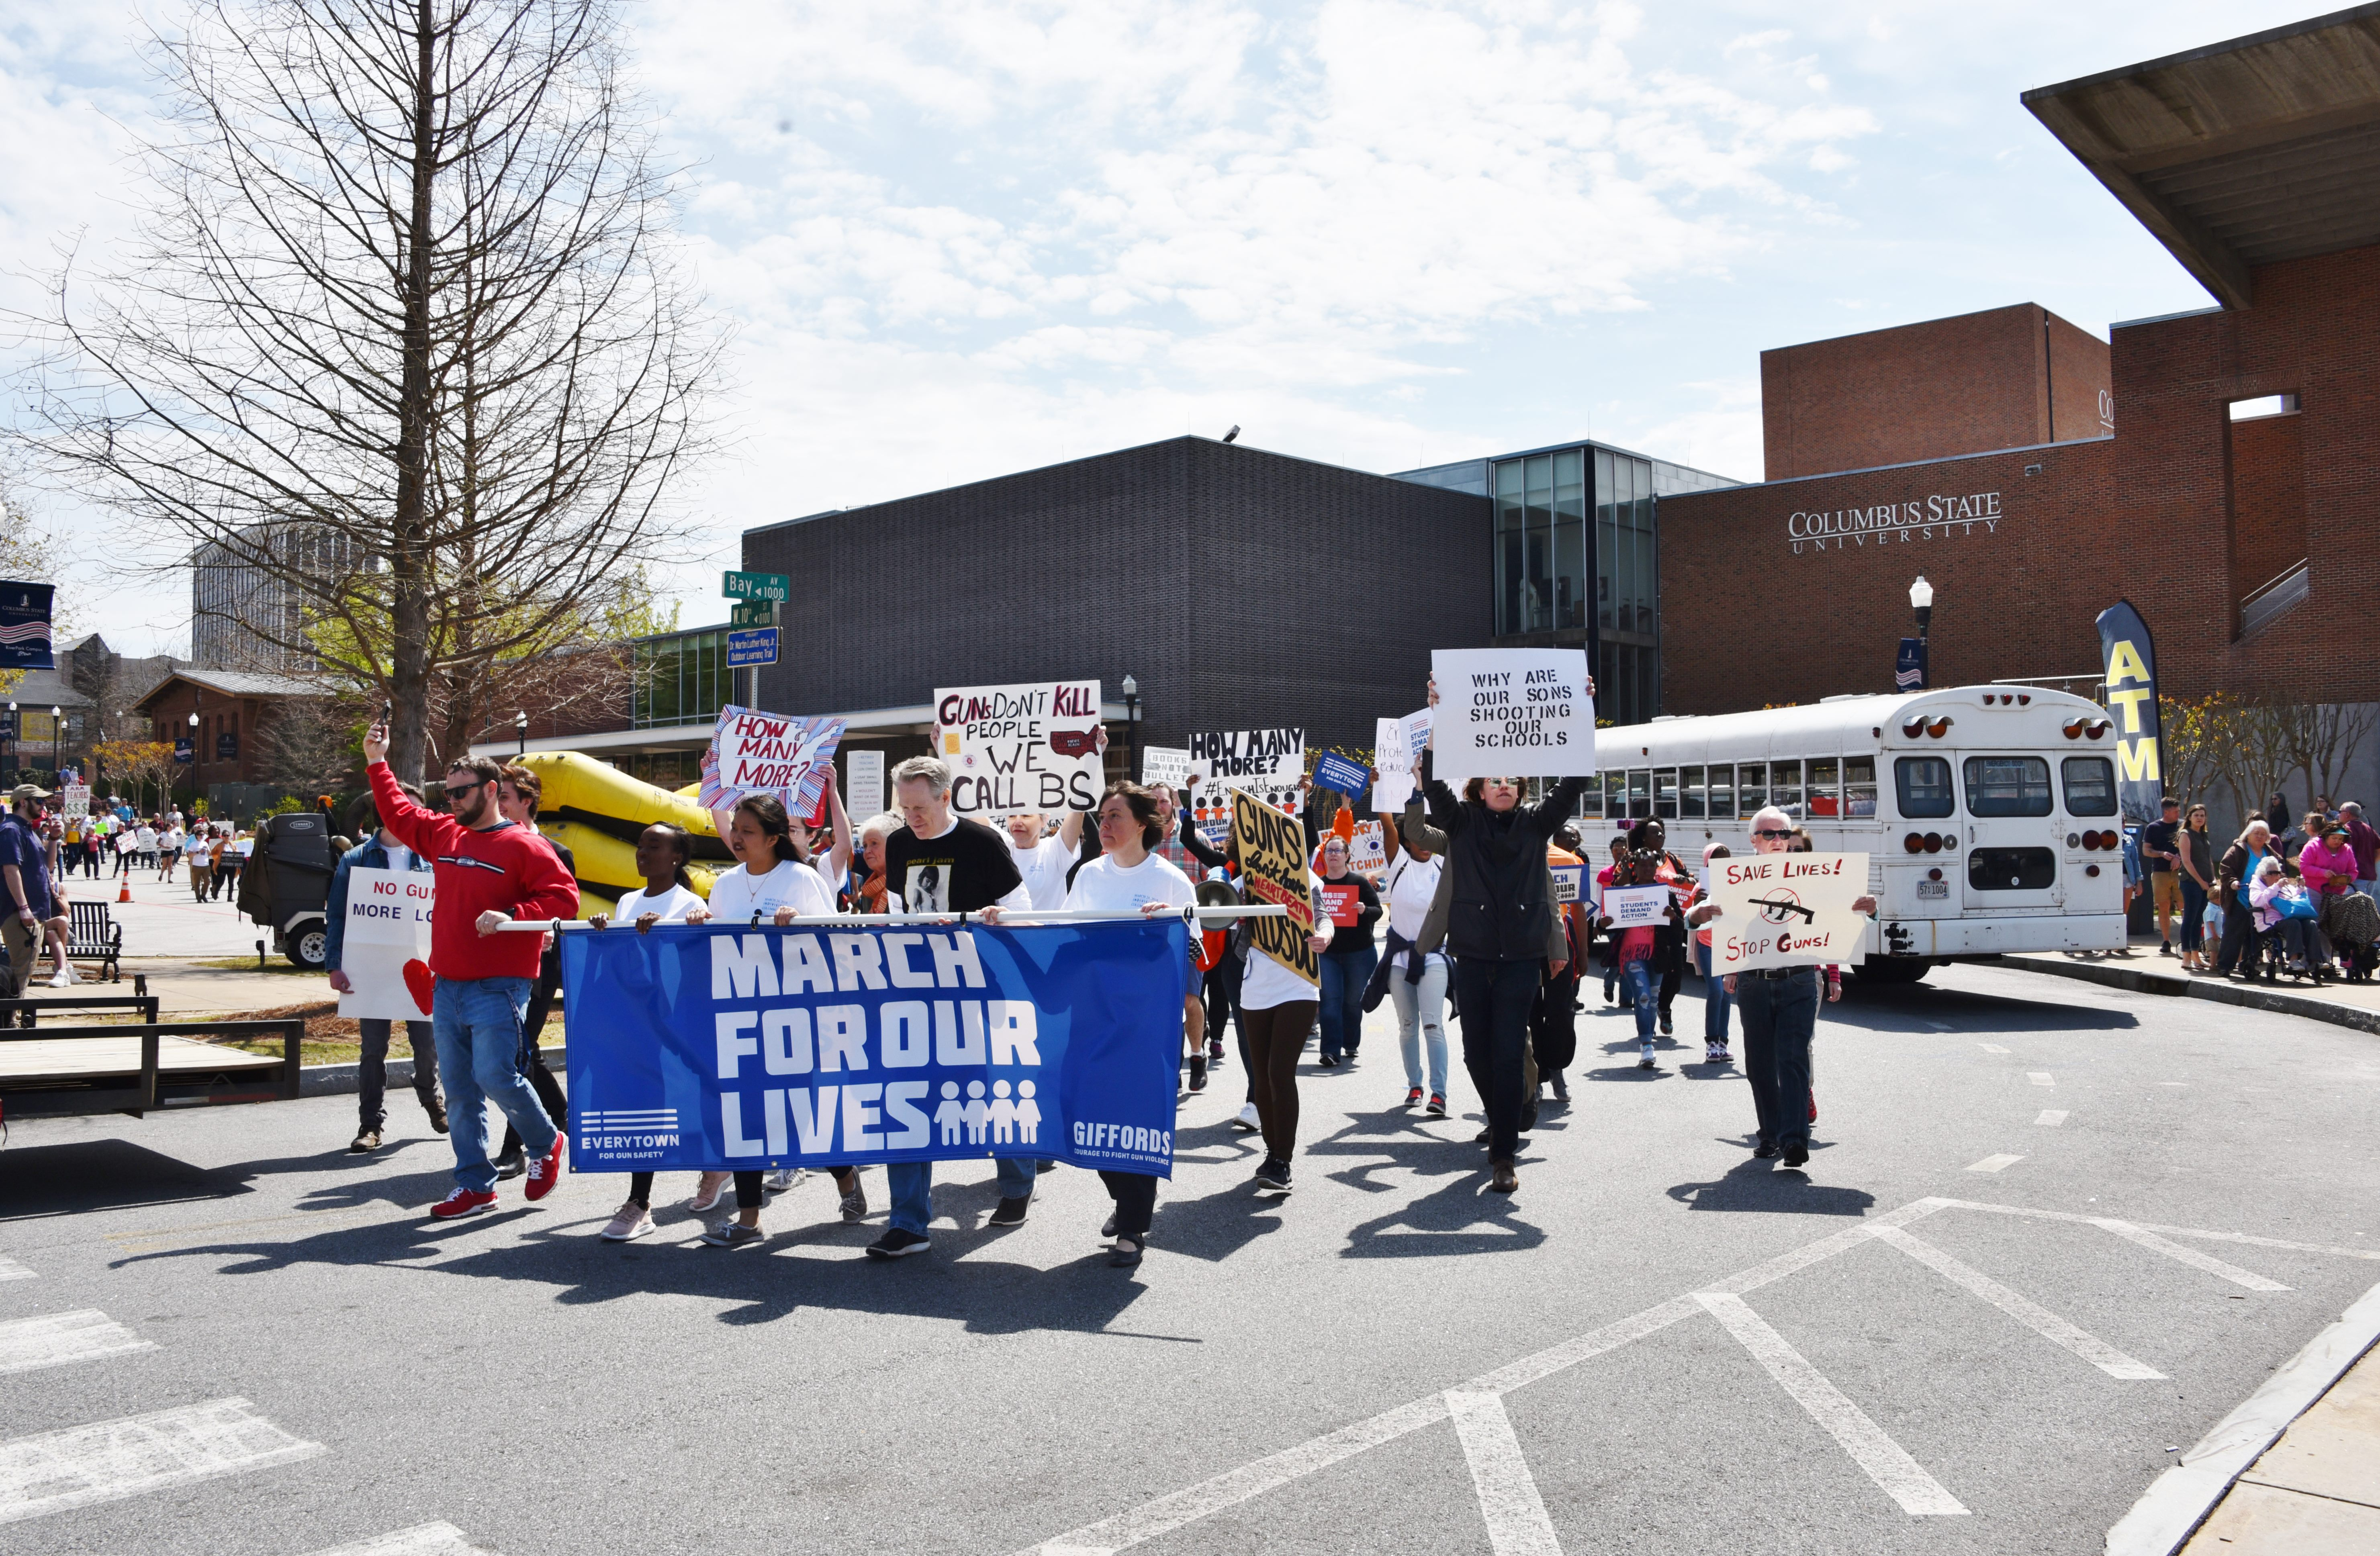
[2095,600,2162,825]
[561,919,1188,1176]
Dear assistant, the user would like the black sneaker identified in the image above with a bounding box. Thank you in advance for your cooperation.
[1253,1158,1292,1196]
[1658,1011,1673,1036]
[1188,1056,1208,1092]
[1426,1093,1447,1117]
[865,1227,932,1259]
[1208,1041,1226,1068]
[1102,1212,1119,1237]
[1781,1138,1810,1168]
[492,1148,526,1180]
[1318,1054,1339,1069]
[2159,941,2176,956]
[1753,1140,1780,1159]
[988,1195,1030,1227]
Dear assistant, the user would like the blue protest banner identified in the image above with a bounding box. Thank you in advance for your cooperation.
[1311,750,1368,799]
[562,917,1189,1177]
[0,582,55,670]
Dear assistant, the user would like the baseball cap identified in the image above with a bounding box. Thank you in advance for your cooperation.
[8,784,52,804]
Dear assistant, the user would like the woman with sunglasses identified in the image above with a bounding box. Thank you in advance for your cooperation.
[2177,803,2215,972]
[1687,807,1876,1168]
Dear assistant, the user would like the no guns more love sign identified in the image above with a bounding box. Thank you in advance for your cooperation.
[1429,647,1595,784]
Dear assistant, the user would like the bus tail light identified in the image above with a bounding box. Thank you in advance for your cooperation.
[1923,832,1942,853]
[1902,720,1926,739]
[1927,717,1953,739]
[1904,832,1926,854]
[2062,720,2086,739]
[2085,720,2110,739]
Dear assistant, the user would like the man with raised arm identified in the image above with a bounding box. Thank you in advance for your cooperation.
[363,721,580,1219]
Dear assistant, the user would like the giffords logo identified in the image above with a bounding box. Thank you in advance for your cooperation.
[1788,490,2002,555]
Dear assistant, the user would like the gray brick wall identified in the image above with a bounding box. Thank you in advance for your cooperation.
[745,435,1491,758]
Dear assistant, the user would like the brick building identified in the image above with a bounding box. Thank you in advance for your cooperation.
[1660,9,2380,715]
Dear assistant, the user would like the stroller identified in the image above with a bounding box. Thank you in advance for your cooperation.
[2323,890,2380,982]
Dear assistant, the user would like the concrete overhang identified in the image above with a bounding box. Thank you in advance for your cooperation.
[2023,4,2380,308]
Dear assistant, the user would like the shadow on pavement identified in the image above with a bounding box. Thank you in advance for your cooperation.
[1665,1152,1874,1216]
[0,1138,265,1219]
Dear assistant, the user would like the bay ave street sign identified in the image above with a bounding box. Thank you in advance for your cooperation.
[726,627,779,667]
[722,569,790,602]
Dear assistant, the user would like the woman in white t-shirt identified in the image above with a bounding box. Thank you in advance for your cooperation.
[1231,827,1331,1201]
[1062,782,1198,1267]
[1379,827,1450,1116]
[683,792,862,1243]
[589,824,706,1243]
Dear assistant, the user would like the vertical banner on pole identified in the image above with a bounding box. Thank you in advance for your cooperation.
[2096,601,2163,825]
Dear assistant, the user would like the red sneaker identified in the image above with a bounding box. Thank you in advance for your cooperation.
[431,1186,497,1219]
[524,1130,566,1202]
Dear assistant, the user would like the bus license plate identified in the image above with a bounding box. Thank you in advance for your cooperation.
[1917,880,1949,900]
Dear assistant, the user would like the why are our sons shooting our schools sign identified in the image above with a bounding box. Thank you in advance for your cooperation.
[1429,648,1594,783]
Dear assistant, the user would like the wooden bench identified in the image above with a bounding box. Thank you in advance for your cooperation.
[0,991,158,1031]
[0,1019,302,1119]
[67,900,124,983]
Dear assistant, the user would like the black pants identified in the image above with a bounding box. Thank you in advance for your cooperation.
[500,951,568,1159]
[628,1170,761,1210]
[1099,1170,1157,1239]
[1530,966,1579,1076]
[1454,958,1537,1163]
[1738,969,1819,1150]
[2214,901,2251,974]
[1203,958,1238,1047]
[1658,966,1681,1020]
[1242,999,1316,1161]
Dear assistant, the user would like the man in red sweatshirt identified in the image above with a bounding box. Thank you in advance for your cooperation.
[364,723,579,1218]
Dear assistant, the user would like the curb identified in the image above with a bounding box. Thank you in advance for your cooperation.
[298,1044,565,1099]
[2104,1278,2380,1555]
[1987,955,2380,1037]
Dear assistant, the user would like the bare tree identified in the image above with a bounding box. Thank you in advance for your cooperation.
[255,694,364,794]
[2275,700,2374,811]
[15,0,719,782]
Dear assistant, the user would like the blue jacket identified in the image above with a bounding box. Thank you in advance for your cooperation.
[324,836,432,973]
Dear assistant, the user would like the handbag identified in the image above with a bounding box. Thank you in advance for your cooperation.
[2277,888,2319,922]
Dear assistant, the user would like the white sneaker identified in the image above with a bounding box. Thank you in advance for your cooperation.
[764,1166,806,1194]
[45,970,72,988]
[599,1202,655,1241]
[1233,1101,1261,1132]
[687,1171,731,1213]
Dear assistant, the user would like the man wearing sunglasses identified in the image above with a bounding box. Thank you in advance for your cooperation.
[362,724,580,1219]
[1687,805,1876,1169]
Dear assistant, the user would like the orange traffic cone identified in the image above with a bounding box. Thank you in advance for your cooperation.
[118,879,131,904]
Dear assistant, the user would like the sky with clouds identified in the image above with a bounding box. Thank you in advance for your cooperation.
[0,0,2327,655]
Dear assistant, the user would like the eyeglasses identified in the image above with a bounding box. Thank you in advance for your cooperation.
[1752,828,1795,840]
[443,778,484,800]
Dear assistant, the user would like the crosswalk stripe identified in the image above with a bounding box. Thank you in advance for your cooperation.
[0,1311,155,1375]
[1926,1197,2380,1262]
[0,1397,325,1525]
[0,1256,32,1282]
[1863,1226,2163,1379]
[2090,1219,2291,1292]
[2036,1111,2068,1126]
[1695,1292,1968,1516]
[2027,1072,2055,1086]
[1965,1154,2023,1172]
[1446,1391,1563,1556]
[304,1523,497,1555]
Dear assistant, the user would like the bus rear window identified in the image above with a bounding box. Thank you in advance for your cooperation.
[1807,757,1839,818]
[1738,762,1767,817]
[2062,756,2117,817]
[1965,756,2052,817]
[1681,766,1705,819]
[1844,757,1877,819]
[1708,764,1735,819]
[1895,757,1953,818]
[1772,759,1803,820]
[1603,772,1626,821]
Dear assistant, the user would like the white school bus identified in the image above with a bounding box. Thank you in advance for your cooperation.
[1581,686,2129,982]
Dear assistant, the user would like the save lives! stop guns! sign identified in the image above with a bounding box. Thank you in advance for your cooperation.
[1703,852,1871,973]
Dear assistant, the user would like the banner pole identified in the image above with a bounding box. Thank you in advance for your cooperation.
[492,905,1293,931]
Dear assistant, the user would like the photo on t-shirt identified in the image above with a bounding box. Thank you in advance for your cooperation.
[903,862,950,913]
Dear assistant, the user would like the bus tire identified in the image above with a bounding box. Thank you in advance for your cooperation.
[1852,958,1931,986]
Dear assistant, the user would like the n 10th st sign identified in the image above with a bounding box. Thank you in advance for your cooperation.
[722,569,789,603]
[729,599,774,627]
[726,627,778,667]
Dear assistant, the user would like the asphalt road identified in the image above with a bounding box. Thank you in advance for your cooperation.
[3,963,2377,1556]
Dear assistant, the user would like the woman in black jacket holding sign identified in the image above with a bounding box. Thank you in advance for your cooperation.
[1419,679,1591,1196]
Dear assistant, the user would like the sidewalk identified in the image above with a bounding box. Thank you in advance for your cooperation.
[1997,936,2380,1038]
[2178,1341,2380,1551]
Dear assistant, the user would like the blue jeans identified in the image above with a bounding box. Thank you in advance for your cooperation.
[888,1158,1039,1237]
[432,976,553,1194]
[1318,945,1377,1060]
[1695,941,1733,1042]
[1388,955,1449,1095]
[1738,968,1819,1150]
[1619,957,1657,1039]
[2179,878,2209,953]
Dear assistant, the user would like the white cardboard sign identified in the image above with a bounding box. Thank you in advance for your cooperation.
[1188,727,1303,845]
[1600,883,1670,929]
[1346,819,1387,882]
[1429,649,1594,784]
[1705,852,1871,972]
[846,749,885,820]
[335,866,436,1023]
[1141,745,1194,793]
[934,680,1103,817]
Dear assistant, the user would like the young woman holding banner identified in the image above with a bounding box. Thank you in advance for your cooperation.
[589,824,706,1243]
[1061,782,1198,1266]
[684,793,863,1244]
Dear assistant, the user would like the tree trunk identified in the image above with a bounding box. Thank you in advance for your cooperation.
[387,0,440,784]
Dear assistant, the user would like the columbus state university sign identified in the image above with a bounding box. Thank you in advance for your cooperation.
[1787,489,2003,555]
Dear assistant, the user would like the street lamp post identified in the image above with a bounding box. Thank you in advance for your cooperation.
[1120,674,1140,782]
[50,705,61,783]
[515,710,529,756]
[188,706,201,808]
[1907,575,1935,690]
[4,701,14,785]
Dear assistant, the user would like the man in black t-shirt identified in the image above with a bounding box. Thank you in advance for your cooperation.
[871,755,1033,1259]
[2141,795,2182,955]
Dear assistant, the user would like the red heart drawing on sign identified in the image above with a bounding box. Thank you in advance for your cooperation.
[402,959,436,1015]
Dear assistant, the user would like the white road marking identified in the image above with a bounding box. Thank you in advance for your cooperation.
[1693,1293,1967,1515]
[1446,1391,1564,1556]
[2036,1111,2068,1126]
[1929,1197,2380,1262]
[1863,1225,2163,1379]
[0,1311,155,1375]
[0,1256,31,1282]
[0,1397,324,1525]
[2157,1081,2188,1087]
[304,1523,497,1555]
[2090,1219,2291,1292]
[1922,1020,1953,1031]
[2028,1072,2055,1086]
[1978,1043,2009,1054]
[1965,1155,2024,1173]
